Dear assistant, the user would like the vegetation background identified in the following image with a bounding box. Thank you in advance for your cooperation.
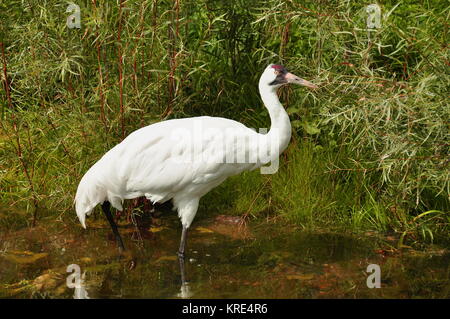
[0,0,448,245]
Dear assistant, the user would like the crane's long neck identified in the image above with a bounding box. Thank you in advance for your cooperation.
[259,83,292,159]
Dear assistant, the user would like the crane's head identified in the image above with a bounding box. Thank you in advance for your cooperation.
[260,64,318,90]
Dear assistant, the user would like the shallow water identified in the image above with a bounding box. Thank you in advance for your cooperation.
[0,211,449,299]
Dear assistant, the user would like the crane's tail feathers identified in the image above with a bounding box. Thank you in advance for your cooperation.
[78,210,87,229]
[75,173,107,229]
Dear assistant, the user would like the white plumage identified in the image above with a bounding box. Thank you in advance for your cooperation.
[75,64,317,254]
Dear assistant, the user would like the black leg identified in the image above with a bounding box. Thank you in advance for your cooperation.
[178,226,188,258]
[102,201,125,252]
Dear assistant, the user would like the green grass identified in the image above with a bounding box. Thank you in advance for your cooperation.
[203,138,449,245]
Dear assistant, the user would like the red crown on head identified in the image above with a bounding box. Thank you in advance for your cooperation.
[271,64,284,70]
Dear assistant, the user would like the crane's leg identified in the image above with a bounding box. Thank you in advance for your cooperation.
[178,226,188,288]
[179,252,187,284]
[178,226,188,258]
[102,201,125,252]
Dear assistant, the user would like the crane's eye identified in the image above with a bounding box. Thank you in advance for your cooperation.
[274,70,280,76]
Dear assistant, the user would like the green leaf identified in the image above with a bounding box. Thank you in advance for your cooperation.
[286,106,300,115]
[301,122,321,135]
[291,120,302,128]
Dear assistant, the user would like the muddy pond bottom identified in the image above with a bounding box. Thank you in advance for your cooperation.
[0,213,449,298]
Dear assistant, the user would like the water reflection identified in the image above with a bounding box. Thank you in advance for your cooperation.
[73,272,90,299]
[177,283,193,299]
[1,214,449,299]
[177,255,193,298]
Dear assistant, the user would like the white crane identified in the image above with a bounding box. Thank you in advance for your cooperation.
[75,64,317,257]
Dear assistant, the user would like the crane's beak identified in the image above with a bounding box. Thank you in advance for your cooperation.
[285,72,318,89]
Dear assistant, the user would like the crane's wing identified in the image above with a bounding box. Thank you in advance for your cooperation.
[96,116,262,205]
